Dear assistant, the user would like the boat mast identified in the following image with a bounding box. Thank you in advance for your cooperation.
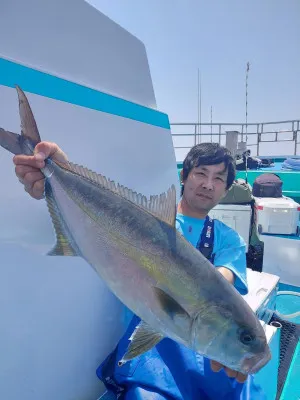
[245,61,250,183]
[197,68,202,144]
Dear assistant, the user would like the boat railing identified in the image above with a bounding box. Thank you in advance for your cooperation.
[170,120,300,161]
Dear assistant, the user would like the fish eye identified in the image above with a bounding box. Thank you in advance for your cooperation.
[239,330,256,345]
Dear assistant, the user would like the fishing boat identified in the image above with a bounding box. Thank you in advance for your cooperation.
[0,1,299,399]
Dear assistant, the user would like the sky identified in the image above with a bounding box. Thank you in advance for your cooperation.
[86,0,300,156]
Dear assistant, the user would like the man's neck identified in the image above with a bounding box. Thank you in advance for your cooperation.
[177,198,208,220]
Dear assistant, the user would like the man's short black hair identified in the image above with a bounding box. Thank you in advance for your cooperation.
[181,143,236,195]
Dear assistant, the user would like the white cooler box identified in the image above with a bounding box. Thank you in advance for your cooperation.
[209,204,252,250]
[254,196,300,235]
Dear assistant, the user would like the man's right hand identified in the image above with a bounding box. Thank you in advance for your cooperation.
[13,141,68,200]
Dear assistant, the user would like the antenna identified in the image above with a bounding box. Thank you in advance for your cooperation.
[210,106,213,142]
[197,68,202,144]
[245,61,250,183]
[197,68,199,144]
[245,61,250,137]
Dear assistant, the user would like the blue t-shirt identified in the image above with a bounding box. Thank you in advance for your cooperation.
[176,213,248,295]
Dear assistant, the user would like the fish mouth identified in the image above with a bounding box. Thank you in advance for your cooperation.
[241,350,272,374]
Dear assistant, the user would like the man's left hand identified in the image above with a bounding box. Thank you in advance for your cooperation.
[210,360,248,383]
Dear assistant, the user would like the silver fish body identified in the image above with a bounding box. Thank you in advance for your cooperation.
[0,86,271,374]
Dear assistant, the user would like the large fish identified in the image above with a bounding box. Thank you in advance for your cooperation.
[0,86,271,374]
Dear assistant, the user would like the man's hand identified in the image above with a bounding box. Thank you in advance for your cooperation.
[13,141,67,199]
[210,266,248,383]
[210,360,248,383]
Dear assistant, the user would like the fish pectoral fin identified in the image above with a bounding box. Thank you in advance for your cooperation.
[45,180,79,257]
[54,160,177,228]
[153,287,190,320]
[118,321,164,365]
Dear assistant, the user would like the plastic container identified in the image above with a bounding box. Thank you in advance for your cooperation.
[254,196,300,235]
[209,204,252,249]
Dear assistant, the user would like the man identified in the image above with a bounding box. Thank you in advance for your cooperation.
[13,142,266,399]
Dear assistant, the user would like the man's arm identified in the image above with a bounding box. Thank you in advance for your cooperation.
[216,266,235,285]
[213,224,248,296]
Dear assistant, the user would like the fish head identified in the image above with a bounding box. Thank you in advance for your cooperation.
[191,299,272,375]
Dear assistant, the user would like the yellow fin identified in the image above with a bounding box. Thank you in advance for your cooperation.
[45,180,78,256]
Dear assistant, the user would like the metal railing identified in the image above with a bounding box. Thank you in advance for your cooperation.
[170,120,300,161]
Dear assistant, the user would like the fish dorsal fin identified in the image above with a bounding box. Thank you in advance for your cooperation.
[44,180,79,257]
[16,86,41,145]
[55,160,177,227]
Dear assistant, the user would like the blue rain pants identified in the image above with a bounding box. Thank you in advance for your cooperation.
[96,315,267,400]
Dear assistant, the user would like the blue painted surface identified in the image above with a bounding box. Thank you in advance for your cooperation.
[276,283,300,399]
[261,232,300,241]
[280,342,300,400]
[255,326,281,400]
[278,283,300,293]
[0,57,170,129]
[277,283,300,325]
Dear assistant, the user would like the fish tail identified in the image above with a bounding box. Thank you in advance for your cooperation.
[0,86,41,155]
[0,128,24,155]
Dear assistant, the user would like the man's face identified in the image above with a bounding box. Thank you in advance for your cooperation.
[182,162,228,213]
